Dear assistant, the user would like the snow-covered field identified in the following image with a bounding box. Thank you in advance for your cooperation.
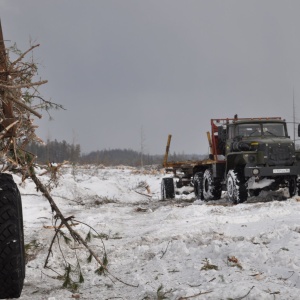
[14,165,300,300]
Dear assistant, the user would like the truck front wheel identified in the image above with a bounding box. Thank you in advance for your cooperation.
[0,173,25,299]
[226,169,247,204]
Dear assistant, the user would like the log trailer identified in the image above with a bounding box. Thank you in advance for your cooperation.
[161,117,300,203]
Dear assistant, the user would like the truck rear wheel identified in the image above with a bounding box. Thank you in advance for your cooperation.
[202,169,222,200]
[226,169,247,204]
[0,174,25,299]
[194,172,204,200]
[161,177,175,200]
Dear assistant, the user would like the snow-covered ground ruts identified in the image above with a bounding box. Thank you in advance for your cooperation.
[14,165,300,300]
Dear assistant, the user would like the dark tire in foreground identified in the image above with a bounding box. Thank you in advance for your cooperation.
[161,177,175,200]
[0,173,25,299]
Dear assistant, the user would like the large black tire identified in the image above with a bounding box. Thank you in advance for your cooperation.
[161,177,175,200]
[202,169,222,200]
[0,173,25,299]
[193,172,204,200]
[226,169,247,204]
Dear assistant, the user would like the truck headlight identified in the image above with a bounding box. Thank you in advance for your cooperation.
[252,168,260,175]
[251,142,259,150]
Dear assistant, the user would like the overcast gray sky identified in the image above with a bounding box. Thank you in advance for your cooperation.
[1,1,300,155]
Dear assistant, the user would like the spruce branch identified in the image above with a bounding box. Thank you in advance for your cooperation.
[29,169,138,288]
[10,43,40,67]
[0,33,139,292]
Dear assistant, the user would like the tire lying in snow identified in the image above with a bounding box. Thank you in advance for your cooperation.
[0,173,25,299]
[161,177,175,200]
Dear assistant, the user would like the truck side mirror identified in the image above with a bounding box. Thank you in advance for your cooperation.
[298,124,300,137]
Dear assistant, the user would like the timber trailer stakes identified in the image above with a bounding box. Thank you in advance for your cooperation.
[161,117,300,203]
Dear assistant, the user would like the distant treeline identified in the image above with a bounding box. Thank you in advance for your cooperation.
[26,140,205,166]
[26,140,81,164]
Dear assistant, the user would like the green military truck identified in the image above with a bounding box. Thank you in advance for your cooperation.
[161,117,300,203]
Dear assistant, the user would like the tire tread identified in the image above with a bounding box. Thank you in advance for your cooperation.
[0,173,25,299]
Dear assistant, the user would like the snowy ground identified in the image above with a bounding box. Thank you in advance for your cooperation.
[14,164,300,300]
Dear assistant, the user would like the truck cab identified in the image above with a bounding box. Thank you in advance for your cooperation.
[220,118,300,202]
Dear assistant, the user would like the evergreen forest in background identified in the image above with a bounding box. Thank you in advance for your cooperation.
[26,140,205,167]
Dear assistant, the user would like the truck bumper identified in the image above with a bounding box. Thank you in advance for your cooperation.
[244,165,300,177]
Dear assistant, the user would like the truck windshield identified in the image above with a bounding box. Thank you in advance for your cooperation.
[236,123,286,137]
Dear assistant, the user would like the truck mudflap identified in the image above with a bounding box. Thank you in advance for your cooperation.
[244,165,300,177]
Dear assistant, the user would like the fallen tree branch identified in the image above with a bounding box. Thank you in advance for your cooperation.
[178,290,213,299]
[8,96,43,118]
[44,221,63,268]
[29,170,138,288]
[187,283,202,288]
[1,27,139,292]
[30,171,105,262]
[134,190,152,198]
[0,120,19,139]
[43,223,79,229]
[0,79,48,90]
[160,241,171,259]
[232,286,255,300]
[10,43,40,67]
